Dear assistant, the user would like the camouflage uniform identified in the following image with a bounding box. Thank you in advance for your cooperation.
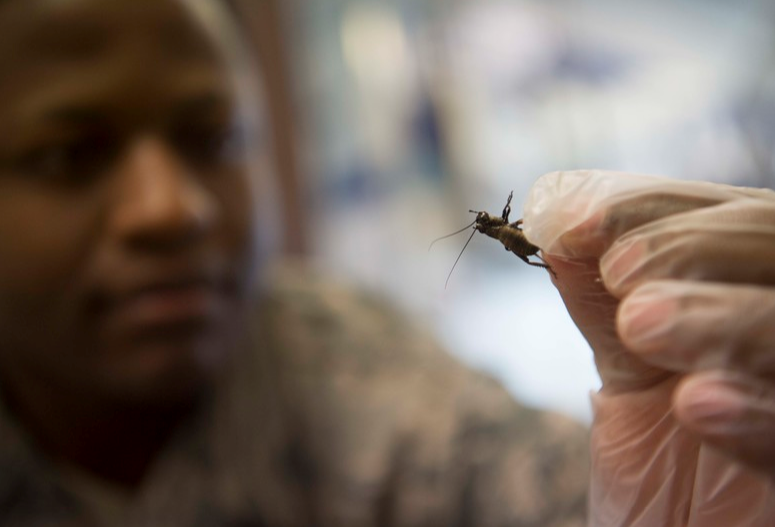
[0,262,589,526]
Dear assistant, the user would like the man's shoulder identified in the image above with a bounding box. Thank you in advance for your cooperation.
[257,260,494,399]
[254,260,586,447]
[248,261,589,524]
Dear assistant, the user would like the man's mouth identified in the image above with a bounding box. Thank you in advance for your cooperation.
[98,276,230,339]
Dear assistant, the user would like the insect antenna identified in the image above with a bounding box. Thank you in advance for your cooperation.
[445,228,477,288]
[428,218,476,251]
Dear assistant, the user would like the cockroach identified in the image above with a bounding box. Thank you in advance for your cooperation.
[429,191,556,287]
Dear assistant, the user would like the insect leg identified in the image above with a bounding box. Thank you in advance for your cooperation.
[517,254,558,279]
[501,191,513,222]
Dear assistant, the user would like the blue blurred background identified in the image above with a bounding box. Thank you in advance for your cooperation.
[234,0,775,422]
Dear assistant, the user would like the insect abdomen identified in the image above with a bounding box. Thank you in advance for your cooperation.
[498,227,539,257]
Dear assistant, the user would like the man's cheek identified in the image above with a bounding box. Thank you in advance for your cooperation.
[0,295,68,368]
[217,175,268,266]
[0,206,95,293]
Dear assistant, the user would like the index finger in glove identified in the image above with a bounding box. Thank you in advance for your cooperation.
[601,199,775,297]
[618,280,775,375]
[522,170,774,260]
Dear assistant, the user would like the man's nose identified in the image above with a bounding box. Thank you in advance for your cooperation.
[110,136,217,252]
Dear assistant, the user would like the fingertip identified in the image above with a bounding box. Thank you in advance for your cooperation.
[673,373,747,434]
[523,171,592,247]
[617,286,677,349]
[555,209,610,257]
[523,170,612,258]
[674,372,775,473]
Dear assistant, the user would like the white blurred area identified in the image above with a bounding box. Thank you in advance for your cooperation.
[280,0,775,423]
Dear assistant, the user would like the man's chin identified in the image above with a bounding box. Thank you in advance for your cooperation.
[93,338,234,409]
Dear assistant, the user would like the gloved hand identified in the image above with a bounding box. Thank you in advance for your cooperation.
[523,170,775,527]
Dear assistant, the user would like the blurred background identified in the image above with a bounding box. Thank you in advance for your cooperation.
[229,0,775,423]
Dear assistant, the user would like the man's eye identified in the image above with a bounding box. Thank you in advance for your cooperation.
[172,122,248,167]
[17,134,119,185]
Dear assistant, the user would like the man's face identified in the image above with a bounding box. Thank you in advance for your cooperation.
[0,0,271,406]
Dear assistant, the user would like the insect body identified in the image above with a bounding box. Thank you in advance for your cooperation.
[430,191,556,286]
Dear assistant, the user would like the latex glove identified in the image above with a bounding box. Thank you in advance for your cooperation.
[523,170,775,527]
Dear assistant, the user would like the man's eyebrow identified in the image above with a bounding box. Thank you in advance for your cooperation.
[171,92,235,117]
[41,106,106,125]
[35,92,235,126]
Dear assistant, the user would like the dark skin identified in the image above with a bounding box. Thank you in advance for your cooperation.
[0,0,271,486]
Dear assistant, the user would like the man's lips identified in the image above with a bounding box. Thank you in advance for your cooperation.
[97,278,228,337]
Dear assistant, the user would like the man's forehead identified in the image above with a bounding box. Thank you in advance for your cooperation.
[0,0,224,67]
[0,0,241,113]
[0,0,266,151]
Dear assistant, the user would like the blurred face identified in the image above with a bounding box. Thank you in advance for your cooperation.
[0,0,271,406]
